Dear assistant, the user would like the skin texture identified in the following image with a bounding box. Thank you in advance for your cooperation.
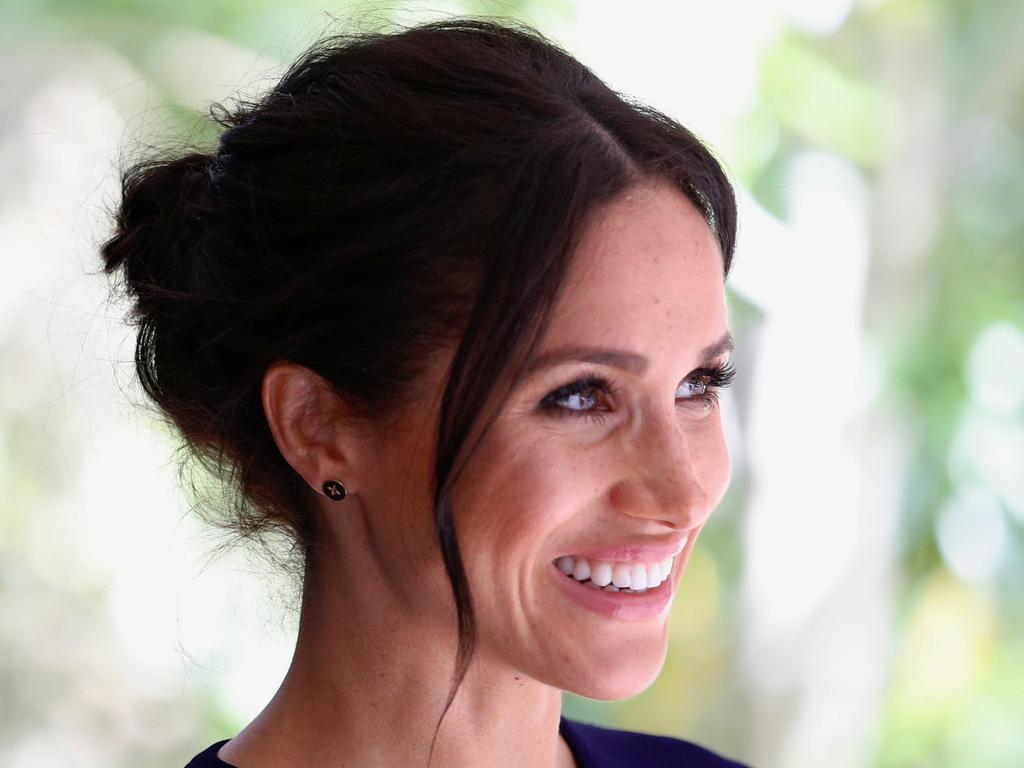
[219,179,733,768]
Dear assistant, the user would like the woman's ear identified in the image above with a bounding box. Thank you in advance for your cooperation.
[261,360,368,497]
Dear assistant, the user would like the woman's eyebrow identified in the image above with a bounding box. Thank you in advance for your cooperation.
[524,330,734,378]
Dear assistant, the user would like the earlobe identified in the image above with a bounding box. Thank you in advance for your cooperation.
[261,360,356,497]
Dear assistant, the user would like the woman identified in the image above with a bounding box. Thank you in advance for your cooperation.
[102,17,748,768]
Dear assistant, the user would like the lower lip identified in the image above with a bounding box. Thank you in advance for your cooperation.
[548,561,676,621]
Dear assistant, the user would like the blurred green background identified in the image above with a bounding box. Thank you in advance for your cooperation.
[1,0,1022,766]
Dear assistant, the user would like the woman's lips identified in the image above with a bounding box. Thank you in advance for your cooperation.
[553,535,689,564]
[548,558,677,621]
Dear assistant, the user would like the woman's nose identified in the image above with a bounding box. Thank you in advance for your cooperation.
[615,414,716,531]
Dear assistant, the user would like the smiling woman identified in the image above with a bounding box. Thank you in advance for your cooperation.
[99,16,748,768]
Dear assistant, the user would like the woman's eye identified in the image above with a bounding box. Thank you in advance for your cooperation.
[540,361,736,423]
[677,376,715,407]
[540,375,614,424]
[676,362,737,411]
[677,380,707,397]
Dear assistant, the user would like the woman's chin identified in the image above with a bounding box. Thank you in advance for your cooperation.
[555,637,668,701]
[568,667,665,701]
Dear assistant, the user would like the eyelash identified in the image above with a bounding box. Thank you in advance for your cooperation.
[540,360,737,424]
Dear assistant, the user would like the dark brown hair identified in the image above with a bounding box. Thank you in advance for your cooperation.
[100,16,736,761]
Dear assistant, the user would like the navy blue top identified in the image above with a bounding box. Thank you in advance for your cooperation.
[184,716,749,767]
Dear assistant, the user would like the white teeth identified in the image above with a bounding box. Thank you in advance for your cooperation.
[554,554,675,593]
[590,561,613,587]
[629,564,647,591]
[611,563,631,588]
[571,558,591,582]
[648,562,662,584]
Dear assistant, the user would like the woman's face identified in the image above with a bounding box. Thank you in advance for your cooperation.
[365,179,732,700]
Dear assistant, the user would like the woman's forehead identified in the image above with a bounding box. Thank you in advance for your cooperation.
[546,183,726,345]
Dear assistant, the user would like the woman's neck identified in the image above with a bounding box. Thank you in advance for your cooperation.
[216,540,576,768]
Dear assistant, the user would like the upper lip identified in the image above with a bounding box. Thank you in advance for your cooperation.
[552,535,689,565]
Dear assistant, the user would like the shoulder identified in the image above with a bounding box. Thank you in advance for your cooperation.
[183,739,234,767]
[559,717,750,768]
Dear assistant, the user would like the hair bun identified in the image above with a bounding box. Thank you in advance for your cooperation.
[101,151,213,308]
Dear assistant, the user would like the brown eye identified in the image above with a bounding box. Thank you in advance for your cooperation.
[676,361,737,411]
[540,374,616,424]
[677,378,709,398]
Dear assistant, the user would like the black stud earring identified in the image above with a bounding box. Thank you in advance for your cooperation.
[322,479,347,501]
